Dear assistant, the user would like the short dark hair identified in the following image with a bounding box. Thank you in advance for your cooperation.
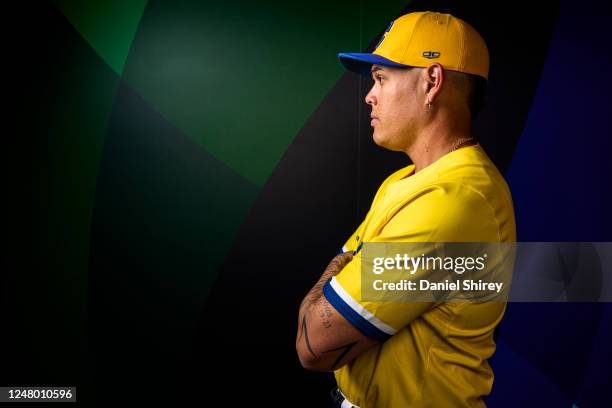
[446,70,488,119]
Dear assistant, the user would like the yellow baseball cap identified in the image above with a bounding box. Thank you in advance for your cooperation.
[338,11,489,80]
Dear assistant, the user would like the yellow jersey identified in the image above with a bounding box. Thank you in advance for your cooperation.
[322,144,516,407]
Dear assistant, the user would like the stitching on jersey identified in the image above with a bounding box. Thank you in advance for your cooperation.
[416,302,470,403]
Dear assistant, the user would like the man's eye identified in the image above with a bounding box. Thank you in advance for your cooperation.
[377,75,384,83]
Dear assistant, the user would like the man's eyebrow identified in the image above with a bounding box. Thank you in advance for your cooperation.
[370,66,384,80]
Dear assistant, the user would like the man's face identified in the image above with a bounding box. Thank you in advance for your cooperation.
[365,64,424,151]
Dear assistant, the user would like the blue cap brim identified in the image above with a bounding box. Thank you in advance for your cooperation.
[338,52,411,76]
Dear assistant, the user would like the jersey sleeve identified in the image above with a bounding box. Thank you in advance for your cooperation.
[324,183,501,341]
[339,219,365,254]
[338,167,412,255]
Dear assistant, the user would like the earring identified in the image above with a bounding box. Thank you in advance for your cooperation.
[426,100,432,108]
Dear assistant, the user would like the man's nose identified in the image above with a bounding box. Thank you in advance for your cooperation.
[365,87,377,106]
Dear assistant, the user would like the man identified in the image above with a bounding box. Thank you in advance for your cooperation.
[296,11,516,408]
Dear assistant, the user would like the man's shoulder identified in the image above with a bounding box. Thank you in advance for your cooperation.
[381,147,516,242]
[383,164,415,184]
[372,164,416,202]
[433,145,513,204]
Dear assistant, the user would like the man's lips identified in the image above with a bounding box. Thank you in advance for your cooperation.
[370,115,379,127]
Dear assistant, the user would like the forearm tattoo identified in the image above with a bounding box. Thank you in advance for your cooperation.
[323,341,358,370]
[301,315,316,358]
[298,253,355,366]
[300,253,352,313]
[319,302,333,329]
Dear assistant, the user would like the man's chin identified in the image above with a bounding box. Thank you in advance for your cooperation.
[372,131,384,146]
[373,132,403,152]
[373,132,390,149]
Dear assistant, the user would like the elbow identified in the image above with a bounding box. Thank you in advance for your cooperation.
[296,342,330,372]
[299,356,330,372]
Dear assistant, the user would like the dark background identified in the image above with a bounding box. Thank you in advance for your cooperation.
[4,0,612,406]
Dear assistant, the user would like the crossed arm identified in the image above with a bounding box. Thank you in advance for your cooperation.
[296,252,379,372]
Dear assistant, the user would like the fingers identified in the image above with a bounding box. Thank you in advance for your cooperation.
[339,251,354,262]
[334,251,354,270]
[324,252,351,275]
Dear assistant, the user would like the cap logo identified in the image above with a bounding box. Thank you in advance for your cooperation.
[423,51,441,59]
[374,20,395,50]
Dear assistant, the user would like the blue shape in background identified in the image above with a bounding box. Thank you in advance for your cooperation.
[487,0,612,406]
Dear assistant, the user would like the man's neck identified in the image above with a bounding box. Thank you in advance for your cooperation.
[405,113,472,173]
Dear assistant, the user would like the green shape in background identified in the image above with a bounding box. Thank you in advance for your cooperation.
[124,0,408,186]
[54,0,149,76]
[18,0,410,396]
[20,3,124,390]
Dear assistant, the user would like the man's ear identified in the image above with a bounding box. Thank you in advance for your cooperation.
[423,63,444,106]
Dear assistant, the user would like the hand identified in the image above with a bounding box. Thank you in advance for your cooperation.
[324,251,354,277]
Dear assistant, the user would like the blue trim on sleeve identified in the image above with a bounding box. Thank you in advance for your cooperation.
[353,242,363,255]
[323,279,391,342]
